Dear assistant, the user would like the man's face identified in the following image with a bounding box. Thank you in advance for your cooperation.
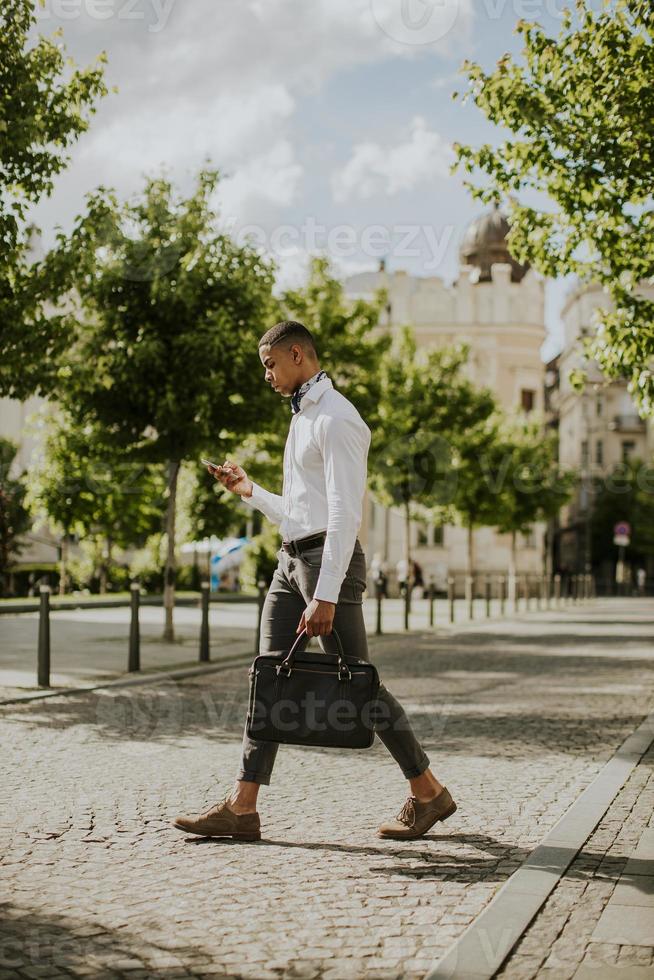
[259,341,303,397]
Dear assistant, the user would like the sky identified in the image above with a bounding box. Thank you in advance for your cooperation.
[28,0,598,361]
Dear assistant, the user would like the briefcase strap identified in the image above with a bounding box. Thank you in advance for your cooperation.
[278,627,351,680]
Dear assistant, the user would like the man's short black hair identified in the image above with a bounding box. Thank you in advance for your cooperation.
[258,320,318,357]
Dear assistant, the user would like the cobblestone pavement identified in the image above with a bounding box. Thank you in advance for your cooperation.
[497,742,654,979]
[1,598,653,980]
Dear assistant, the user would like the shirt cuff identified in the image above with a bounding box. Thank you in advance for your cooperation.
[240,481,261,508]
[313,569,342,605]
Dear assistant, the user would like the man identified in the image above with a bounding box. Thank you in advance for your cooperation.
[172,320,457,841]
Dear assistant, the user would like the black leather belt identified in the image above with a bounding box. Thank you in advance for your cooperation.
[281,531,327,557]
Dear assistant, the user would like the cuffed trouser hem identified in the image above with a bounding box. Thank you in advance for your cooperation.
[237,770,272,786]
[400,754,431,780]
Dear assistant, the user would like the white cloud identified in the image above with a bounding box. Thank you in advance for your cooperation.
[216,140,303,220]
[331,116,454,203]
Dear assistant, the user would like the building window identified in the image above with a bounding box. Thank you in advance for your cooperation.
[596,440,603,466]
[622,440,636,463]
[581,440,589,467]
[433,524,444,546]
[417,523,429,546]
[521,526,536,548]
[596,395,604,417]
[520,388,535,412]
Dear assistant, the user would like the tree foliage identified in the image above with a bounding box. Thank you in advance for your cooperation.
[50,168,276,636]
[0,439,31,595]
[368,326,497,571]
[590,458,654,566]
[453,0,654,414]
[0,0,108,397]
[26,410,166,590]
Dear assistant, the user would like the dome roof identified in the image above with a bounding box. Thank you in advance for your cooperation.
[459,205,529,283]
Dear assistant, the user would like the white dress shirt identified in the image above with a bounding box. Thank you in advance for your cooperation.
[239,375,371,604]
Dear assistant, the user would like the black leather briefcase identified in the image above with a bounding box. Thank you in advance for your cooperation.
[246,627,380,749]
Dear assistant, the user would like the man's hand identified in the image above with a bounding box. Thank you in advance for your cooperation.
[208,459,253,497]
[297,598,336,637]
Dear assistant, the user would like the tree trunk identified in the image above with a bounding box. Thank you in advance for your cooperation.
[58,535,69,596]
[404,501,411,627]
[99,534,113,594]
[467,523,474,575]
[163,459,181,642]
[508,529,517,607]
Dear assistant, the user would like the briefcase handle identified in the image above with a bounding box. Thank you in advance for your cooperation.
[277,627,351,680]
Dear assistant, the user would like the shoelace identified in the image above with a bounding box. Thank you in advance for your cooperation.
[396,797,416,828]
[201,794,230,817]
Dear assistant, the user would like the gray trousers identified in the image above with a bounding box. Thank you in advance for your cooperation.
[237,537,430,785]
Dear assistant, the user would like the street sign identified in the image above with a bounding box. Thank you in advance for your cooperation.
[614,521,631,537]
[613,534,630,547]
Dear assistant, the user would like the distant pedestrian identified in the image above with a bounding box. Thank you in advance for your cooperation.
[411,559,424,599]
[636,567,646,596]
[396,557,409,598]
[371,552,388,598]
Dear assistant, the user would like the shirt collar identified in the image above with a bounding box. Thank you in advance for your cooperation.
[299,375,333,408]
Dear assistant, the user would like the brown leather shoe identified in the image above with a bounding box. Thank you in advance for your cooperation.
[377,786,457,839]
[172,796,261,841]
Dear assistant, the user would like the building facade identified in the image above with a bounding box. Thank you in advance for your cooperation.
[548,281,654,588]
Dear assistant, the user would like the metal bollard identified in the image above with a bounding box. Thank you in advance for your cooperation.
[447,577,455,623]
[484,575,491,618]
[375,573,383,636]
[255,578,267,654]
[465,575,474,620]
[37,584,51,687]
[499,575,506,616]
[428,578,435,628]
[199,580,210,662]
[128,581,140,672]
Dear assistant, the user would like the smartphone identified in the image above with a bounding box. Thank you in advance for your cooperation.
[200,457,223,471]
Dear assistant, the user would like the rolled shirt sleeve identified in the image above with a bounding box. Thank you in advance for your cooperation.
[313,413,371,604]
[240,480,284,527]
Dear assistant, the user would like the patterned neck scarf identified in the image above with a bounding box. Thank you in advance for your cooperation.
[290,369,327,414]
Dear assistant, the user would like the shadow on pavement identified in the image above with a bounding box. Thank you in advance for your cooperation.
[0,905,221,977]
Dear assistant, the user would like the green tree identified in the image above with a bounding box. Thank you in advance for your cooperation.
[368,327,497,620]
[449,415,507,578]
[52,169,276,638]
[0,0,108,397]
[590,457,654,570]
[453,0,654,414]
[26,412,166,593]
[490,416,576,600]
[0,439,31,596]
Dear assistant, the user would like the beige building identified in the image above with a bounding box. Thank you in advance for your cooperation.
[344,206,547,591]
